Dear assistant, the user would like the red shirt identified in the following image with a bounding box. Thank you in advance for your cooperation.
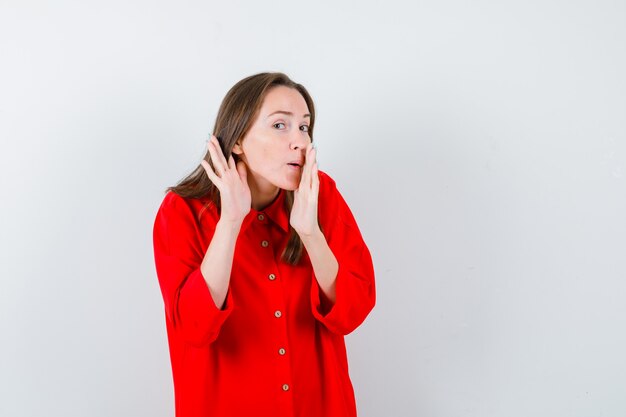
[152,170,376,417]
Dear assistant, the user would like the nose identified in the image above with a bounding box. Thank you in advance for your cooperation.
[289,130,310,150]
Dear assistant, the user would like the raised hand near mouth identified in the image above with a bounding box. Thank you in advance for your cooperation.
[290,143,320,238]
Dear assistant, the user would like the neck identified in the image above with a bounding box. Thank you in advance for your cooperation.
[247,174,280,211]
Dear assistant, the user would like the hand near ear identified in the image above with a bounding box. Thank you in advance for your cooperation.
[201,135,252,226]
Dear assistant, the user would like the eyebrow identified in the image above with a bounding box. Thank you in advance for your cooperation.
[266,110,311,119]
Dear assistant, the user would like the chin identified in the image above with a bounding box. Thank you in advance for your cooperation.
[279,182,299,191]
[269,170,302,191]
[274,177,300,191]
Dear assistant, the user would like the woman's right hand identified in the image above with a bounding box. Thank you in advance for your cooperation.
[201,134,251,226]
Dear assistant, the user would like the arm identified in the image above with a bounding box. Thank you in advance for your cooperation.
[301,230,338,304]
[153,194,239,347]
[309,182,376,335]
[153,135,251,346]
[289,145,376,335]
[201,219,243,309]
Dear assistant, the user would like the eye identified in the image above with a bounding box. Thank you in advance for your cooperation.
[273,122,286,129]
[300,125,310,132]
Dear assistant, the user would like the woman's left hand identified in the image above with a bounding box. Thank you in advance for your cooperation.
[290,143,321,238]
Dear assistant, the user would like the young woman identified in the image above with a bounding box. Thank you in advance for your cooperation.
[153,72,376,417]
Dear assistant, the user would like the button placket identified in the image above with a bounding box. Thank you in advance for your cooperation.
[249,216,293,406]
[259,225,292,403]
[273,298,291,395]
[272,272,292,397]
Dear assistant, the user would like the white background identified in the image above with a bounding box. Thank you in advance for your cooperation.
[1,1,625,416]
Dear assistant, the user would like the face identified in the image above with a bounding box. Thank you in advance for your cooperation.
[233,85,312,193]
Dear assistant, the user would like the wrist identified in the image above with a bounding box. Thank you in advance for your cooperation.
[298,227,324,245]
[217,218,243,234]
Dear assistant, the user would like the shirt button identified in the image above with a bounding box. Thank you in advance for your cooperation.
[278,348,286,355]
[257,214,265,221]
[274,310,282,318]
[268,273,276,281]
[282,384,290,391]
[261,240,269,247]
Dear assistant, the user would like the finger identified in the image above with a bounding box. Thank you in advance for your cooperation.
[312,161,319,193]
[211,135,229,170]
[207,139,225,174]
[298,150,310,190]
[200,159,221,185]
[236,160,248,186]
[300,144,313,181]
[227,154,236,171]
[303,145,315,189]
[308,147,317,180]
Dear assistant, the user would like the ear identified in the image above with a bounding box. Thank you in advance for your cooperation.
[232,140,243,155]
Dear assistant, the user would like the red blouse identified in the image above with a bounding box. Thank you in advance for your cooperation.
[152,170,376,417]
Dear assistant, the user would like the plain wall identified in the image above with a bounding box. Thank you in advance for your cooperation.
[1,0,625,416]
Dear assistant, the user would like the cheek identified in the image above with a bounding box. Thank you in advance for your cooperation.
[241,132,282,169]
[245,143,273,168]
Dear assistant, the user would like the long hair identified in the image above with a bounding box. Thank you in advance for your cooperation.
[167,72,316,265]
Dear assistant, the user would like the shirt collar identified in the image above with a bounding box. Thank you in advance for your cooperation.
[263,189,289,233]
[242,189,289,233]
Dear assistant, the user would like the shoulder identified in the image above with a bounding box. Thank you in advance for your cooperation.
[155,191,218,228]
[158,191,193,216]
[153,191,217,255]
[316,169,356,224]
[317,169,339,196]
[316,169,342,213]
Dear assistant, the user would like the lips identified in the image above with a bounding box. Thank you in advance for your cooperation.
[287,161,303,167]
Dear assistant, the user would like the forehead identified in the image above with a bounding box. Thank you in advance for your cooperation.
[260,86,309,114]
